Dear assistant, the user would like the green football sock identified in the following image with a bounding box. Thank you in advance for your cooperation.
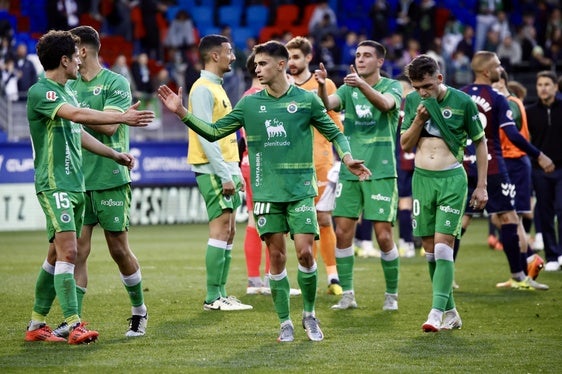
[335,253,354,292]
[270,275,290,322]
[220,248,232,297]
[381,257,400,294]
[205,244,225,303]
[432,259,454,311]
[428,260,436,280]
[76,286,86,317]
[124,282,144,307]
[54,272,78,319]
[33,267,56,317]
[297,267,317,313]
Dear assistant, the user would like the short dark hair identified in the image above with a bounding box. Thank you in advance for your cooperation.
[404,54,440,82]
[357,40,386,59]
[253,40,289,61]
[536,70,557,84]
[199,34,230,63]
[36,30,80,71]
[70,25,100,52]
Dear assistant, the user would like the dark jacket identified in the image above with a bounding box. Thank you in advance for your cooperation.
[526,98,562,169]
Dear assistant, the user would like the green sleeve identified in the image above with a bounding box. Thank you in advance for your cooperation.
[182,97,245,141]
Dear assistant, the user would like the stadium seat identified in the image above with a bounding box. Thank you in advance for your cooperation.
[191,6,215,29]
[218,5,243,28]
[274,4,299,28]
[259,25,283,43]
[301,4,317,28]
[100,35,133,67]
[166,6,182,22]
[245,5,269,35]
[232,27,256,49]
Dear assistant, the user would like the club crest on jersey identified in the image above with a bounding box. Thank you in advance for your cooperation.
[93,86,102,95]
[46,91,58,101]
[442,107,453,119]
[287,102,298,113]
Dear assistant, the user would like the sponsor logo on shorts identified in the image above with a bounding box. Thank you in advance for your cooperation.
[257,216,266,227]
[295,204,315,213]
[370,193,391,202]
[101,199,124,207]
[60,212,71,223]
[412,218,417,229]
[439,205,460,215]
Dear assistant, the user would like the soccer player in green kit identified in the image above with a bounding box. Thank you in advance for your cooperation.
[315,40,403,312]
[50,26,148,338]
[158,40,371,342]
[25,30,154,343]
[401,55,488,332]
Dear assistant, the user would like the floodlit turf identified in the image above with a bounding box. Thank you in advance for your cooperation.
[1,219,561,372]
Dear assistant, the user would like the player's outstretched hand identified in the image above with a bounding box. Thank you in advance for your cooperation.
[313,62,328,85]
[343,155,371,181]
[122,101,154,127]
[158,85,187,118]
[343,65,363,87]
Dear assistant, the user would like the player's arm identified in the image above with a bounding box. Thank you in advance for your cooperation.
[310,95,370,179]
[83,77,132,136]
[501,124,554,172]
[344,65,398,112]
[400,95,426,152]
[314,62,342,111]
[469,136,488,210]
[157,85,242,141]
[56,101,153,127]
[81,129,135,169]
[83,109,121,136]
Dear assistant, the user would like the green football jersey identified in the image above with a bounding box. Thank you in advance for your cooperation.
[27,78,84,193]
[401,86,484,163]
[69,68,131,190]
[335,77,402,180]
[183,85,352,203]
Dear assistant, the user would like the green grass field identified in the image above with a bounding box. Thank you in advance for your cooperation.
[1,219,561,373]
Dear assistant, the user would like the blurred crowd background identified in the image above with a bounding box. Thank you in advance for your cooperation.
[1,0,561,142]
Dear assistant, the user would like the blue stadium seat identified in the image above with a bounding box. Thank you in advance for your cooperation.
[191,6,215,29]
[218,5,243,28]
[245,5,269,35]
[232,27,256,49]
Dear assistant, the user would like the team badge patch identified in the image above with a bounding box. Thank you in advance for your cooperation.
[257,216,267,227]
[442,108,452,119]
[93,86,102,96]
[46,91,58,101]
[287,102,298,113]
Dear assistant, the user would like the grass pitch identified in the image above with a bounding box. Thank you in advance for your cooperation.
[0,219,561,373]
